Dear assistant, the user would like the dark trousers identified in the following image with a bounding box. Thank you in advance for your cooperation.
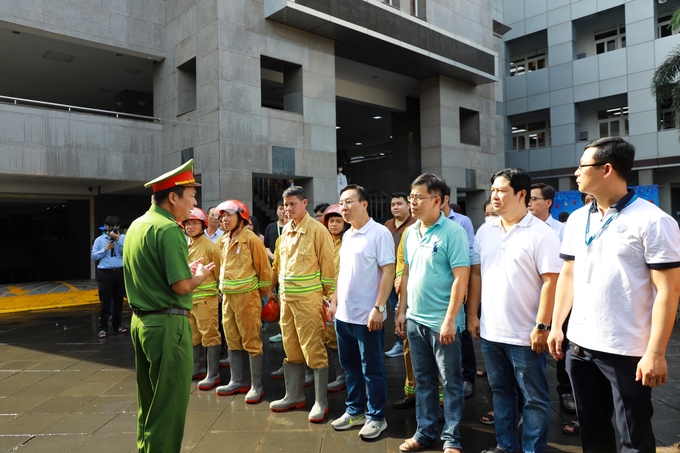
[567,344,655,453]
[461,303,476,384]
[556,313,572,396]
[97,268,125,331]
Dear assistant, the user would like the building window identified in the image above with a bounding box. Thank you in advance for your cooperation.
[410,0,425,18]
[594,25,625,54]
[598,106,629,137]
[512,121,549,150]
[177,57,197,115]
[460,108,480,146]
[658,84,677,130]
[658,9,679,38]
[510,48,546,76]
[261,56,303,114]
[383,0,400,7]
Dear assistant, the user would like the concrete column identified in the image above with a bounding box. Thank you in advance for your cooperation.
[558,177,572,192]
[638,169,654,186]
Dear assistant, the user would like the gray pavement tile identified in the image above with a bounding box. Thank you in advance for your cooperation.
[41,412,116,434]
[257,428,324,453]
[0,413,67,435]
[28,395,96,414]
[0,435,33,451]
[97,412,137,434]
[0,395,50,414]
[184,410,222,434]
[191,431,263,453]
[82,369,134,383]
[102,379,137,396]
[4,434,89,453]
[10,379,76,398]
[77,395,136,413]
[56,380,118,397]
[69,432,136,453]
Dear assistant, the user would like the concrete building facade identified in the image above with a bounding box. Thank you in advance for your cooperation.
[0,0,503,283]
[500,0,680,223]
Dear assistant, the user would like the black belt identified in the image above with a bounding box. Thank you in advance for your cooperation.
[132,308,189,317]
[99,267,123,272]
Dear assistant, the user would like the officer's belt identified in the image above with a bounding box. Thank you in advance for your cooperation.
[132,308,189,317]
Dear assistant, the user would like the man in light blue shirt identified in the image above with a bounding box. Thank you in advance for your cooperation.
[396,173,470,453]
[91,215,127,338]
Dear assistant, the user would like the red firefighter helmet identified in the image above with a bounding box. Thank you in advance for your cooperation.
[182,208,209,229]
[261,298,280,323]
[214,200,250,224]
[323,204,343,227]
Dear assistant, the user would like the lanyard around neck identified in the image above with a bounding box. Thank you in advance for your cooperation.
[584,194,637,246]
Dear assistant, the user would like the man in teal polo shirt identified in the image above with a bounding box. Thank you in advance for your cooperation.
[396,173,470,453]
[124,159,216,453]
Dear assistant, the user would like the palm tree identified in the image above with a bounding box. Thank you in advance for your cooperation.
[651,10,680,140]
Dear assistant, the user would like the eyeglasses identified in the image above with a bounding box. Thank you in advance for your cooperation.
[577,162,606,170]
[407,195,438,203]
[528,197,546,202]
[338,200,355,208]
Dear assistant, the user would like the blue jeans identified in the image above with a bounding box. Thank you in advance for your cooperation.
[481,339,550,453]
[335,319,387,421]
[407,320,464,450]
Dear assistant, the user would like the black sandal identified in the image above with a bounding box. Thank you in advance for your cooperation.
[562,420,580,435]
[116,326,129,334]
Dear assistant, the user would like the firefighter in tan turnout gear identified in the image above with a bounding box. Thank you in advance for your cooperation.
[268,186,335,423]
[183,208,223,391]
[214,200,272,404]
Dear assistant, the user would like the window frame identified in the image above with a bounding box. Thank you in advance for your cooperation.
[511,120,550,150]
[597,106,629,138]
[509,48,547,77]
[594,24,626,55]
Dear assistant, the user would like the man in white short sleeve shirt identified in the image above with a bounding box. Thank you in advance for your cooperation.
[548,137,680,453]
[467,168,562,453]
[328,184,395,441]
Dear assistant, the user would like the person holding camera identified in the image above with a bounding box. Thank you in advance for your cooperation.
[91,215,128,338]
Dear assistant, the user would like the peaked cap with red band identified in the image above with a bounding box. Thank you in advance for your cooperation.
[144,158,202,193]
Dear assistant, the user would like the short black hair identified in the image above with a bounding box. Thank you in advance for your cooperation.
[249,216,261,235]
[491,168,531,207]
[314,203,330,213]
[276,200,284,208]
[207,206,217,215]
[105,215,120,227]
[483,197,492,210]
[558,211,570,222]
[340,184,370,207]
[282,186,306,201]
[580,192,594,204]
[444,186,452,198]
[450,203,463,214]
[411,173,447,200]
[584,136,635,180]
[153,186,187,205]
[391,192,409,202]
[531,183,556,209]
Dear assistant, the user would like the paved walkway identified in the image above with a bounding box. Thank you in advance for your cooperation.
[0,305,678,452]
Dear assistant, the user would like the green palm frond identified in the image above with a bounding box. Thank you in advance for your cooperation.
[651,44,680,141]
[672,9,680,31]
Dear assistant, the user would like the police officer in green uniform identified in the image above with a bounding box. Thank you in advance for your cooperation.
[123,159,216,453]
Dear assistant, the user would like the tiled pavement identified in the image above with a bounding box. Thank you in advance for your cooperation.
[0,305,678,452]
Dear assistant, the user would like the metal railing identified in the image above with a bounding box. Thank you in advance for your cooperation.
[368,190,391,223]
[0,95,161,123]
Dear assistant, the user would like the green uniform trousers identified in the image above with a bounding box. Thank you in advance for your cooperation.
[131,313,192,453]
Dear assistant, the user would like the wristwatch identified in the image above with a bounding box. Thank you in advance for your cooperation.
[535,322,551,332]
[374,305,385,313]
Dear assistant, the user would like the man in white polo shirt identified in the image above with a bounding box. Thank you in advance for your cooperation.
[468,168,562,453]
[528,182,574,415]
[548,137,680,453]
[327,184,395,441]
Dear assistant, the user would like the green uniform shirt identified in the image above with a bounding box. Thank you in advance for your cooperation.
[124,204,193,311]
